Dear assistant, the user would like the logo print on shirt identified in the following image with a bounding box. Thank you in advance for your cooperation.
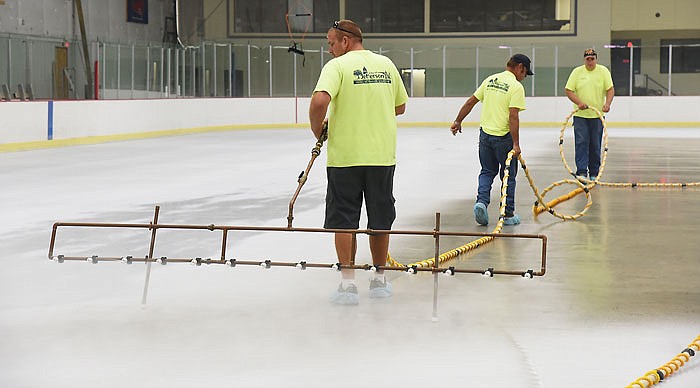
[486,77,510,93]
[353,67,392,84]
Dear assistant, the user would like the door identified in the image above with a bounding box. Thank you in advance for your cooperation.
[610,39,641,96]
[54,46,69,99]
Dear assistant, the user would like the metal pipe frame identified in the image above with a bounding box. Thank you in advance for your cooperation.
[48,207,547,278]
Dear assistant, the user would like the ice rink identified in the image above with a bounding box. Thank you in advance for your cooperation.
[1,125,699,388]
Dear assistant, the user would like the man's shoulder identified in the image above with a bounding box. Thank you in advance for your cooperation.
[596,64,611,73]
[362,50,396,66]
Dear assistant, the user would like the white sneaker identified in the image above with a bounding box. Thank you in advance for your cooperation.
[330,283,359,305]
[368,279,392,298]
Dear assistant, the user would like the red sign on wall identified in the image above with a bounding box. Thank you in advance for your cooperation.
[127,0,148,24]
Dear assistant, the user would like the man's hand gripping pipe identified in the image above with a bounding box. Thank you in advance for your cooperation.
[287,122,328,228]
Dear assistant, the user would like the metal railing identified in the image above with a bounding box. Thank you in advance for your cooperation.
[2,33,699,100]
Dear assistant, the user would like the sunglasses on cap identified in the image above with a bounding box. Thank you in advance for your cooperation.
[332,21,359,37]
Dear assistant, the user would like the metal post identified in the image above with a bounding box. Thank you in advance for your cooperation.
[141,205,161,305]
[130,44,135,98]
[293,48,297,97]
[269,45,273,97]
[667,44,672,96]
[442,45,446,97]
[554,45,559,97]
[25,40,32,90]
[5,37,10,87]
[94,41,100,98]
[212,44,217,97]
[409,47,414,97]
[228,43,232,97]
[146,45,151,93]
[475,46,480,90]
[628,44,633,96]
[117,45,122,99]
[175,48,179,96]
[101,42,106,99]
[531,46,535,96]
[247,44,251,97]
[160,47,164,95]
[191,49,195,96]
[201,42,206,97]
[75,0,93,99]
[432,212,441,322]
[166,48,171,97]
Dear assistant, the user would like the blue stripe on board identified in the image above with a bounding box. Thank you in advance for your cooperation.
[47,100,53,140]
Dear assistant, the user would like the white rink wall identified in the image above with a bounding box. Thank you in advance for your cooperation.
[1,96,699,145]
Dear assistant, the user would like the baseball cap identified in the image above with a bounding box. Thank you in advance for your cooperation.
[511,53,534,75]
[584,48,597,57]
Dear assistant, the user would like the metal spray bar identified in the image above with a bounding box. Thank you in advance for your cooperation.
[48,206,547,278]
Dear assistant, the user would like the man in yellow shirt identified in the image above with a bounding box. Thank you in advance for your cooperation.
[450,54,532,226]
[565,48,614,180]
[309,19,408,305]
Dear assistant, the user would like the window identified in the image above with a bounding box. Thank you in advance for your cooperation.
[234,0,338,34]
[430,0,571,33]
[346,0,424,33]
[660,39,700,74]
[231,0,573,35]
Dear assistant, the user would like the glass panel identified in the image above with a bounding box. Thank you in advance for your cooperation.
[132,46,147,92]
[202,43,215,96]
[660,39,700,74]
[231,44,249,97]
[347,0,423,33]
[0,37,8,88]
[213,44,229,97]
[249,45,271,97]
[530,45,557,97]
[234,0,287,33]
[29,40,58,99]
[431,0,486,32]
[182,49,197,97]
[295,40,326,97]
[413,46,444,97]
[272,45,294,96]
[103,44,118,92]
[9,38,27,93]
[312,0,339,33]
[430,0,571,33]
[443,46,479,97]
[148,46,163,94]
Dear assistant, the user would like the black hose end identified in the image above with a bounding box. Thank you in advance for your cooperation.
[656,369,665,380]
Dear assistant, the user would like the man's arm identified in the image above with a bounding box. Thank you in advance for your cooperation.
[603,87,614,112]
[565,89,588,110]
[395,103,406,116]
[450,95,479,135]
[508,107,521,158]
[309,91,331,140]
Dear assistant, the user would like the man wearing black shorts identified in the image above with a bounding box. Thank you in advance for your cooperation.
[309,19,408,305]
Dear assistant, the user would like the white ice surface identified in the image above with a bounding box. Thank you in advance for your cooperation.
[1,127,698,388]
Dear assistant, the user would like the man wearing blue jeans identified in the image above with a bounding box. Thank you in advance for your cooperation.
[565,48,614,180]
[451,54,532,226]
[572,116,604,179]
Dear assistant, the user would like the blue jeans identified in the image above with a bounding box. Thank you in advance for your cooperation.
[573,116,603,177]
[477,128,518,216]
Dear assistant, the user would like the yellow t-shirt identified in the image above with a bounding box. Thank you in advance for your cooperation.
[313,50,409,167]
[473,70,526,136]
[565,64,614,119]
